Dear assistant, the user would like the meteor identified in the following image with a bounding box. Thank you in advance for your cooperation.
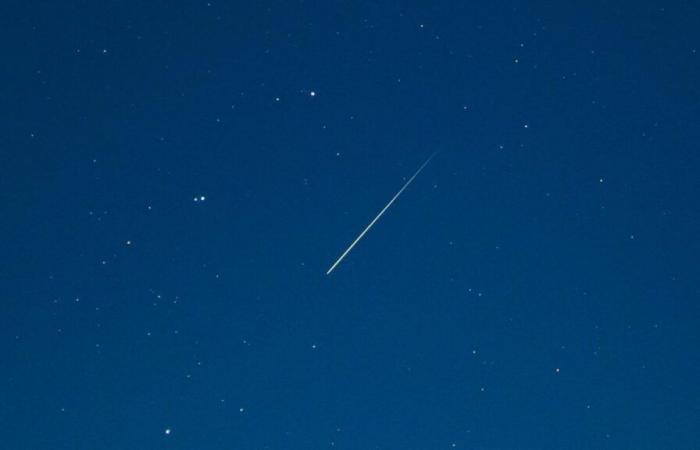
[326,153,437,275]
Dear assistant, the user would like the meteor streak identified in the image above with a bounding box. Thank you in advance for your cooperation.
[326,153,437,275]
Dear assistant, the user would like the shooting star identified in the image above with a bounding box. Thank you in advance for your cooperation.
[326,152,437,275]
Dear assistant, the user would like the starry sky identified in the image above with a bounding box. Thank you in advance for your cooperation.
[2,1,700,449]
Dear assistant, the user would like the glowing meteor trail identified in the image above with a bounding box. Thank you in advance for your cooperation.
[326,153,437,275]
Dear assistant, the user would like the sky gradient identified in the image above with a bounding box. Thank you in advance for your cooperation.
[2,1,699,448]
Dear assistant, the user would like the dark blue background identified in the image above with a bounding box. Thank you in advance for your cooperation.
[2,1,699,448]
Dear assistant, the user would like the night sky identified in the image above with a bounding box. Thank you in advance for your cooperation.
[2,1,700,449]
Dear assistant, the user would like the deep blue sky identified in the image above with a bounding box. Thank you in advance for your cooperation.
[2,1,699,449]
